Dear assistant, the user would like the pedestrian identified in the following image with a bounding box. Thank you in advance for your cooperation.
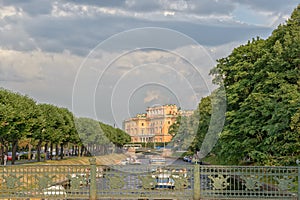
[4,154,7,166]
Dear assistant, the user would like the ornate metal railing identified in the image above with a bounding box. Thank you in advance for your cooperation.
[0,164,90,199]
[200,165,299,200]
[97,164,194,199]
[0,159,299,200]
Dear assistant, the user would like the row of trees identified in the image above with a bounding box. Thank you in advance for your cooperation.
[0,88,130,164]
[76,118,130,156]
[170,5,300,166]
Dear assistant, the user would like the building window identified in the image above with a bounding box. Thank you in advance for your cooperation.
[142,123,144,126]
[168,121,170,124]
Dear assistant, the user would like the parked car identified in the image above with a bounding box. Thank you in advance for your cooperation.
[183,156,192,163]
[6,152,20,161]
[183,156,189,162]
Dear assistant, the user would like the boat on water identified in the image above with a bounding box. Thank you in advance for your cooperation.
[149,156,166,165]
[154,173,175,189]
[128,156,142,165]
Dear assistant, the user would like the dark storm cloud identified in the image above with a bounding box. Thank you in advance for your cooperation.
[165,21,271,46]
[1,0,298,56]
[23,13,271,56]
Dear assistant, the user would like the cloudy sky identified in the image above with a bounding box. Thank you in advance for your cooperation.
[0,0,298,127]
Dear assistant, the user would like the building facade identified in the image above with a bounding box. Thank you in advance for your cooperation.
[123,105,193,143]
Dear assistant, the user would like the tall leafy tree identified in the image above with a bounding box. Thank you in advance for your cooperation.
[0,89,37,164]
[56,107,77,159]
[210,5,300,165]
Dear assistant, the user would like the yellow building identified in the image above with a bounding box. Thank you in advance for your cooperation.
[123,105,193,143]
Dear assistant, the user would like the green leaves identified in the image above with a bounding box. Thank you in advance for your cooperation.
[75,117,130,156]
[209,5,300,165]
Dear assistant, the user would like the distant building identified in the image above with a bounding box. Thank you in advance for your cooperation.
[123,104,194,143]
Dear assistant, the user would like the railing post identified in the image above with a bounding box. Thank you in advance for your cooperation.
[89,158,97,200]
[193,164,200,200]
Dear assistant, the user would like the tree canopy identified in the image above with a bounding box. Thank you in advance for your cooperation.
[209,5,300,165]
[0,88,130,164]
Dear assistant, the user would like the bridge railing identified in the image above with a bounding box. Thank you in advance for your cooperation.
[96,164,194,199]
[0,160,299,200]
[200,165,299,200]
[0,163,90,199]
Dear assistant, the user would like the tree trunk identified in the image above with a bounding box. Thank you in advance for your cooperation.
[80,145,84,157]
[55,144,59,160]
[50,143,53,160]
[0,141,4,165]
[11,140,18,165]
[72,145,75,156]
[44,143,48,161]
[5,143,8,157]
[28,143,32,160]
[66,143,70,157]
[37,140,42,162]
[60,143,64,160]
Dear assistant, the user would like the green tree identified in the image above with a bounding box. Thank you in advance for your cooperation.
[0,89,37,164]
[100,122,131,149]
[210,5,300,165]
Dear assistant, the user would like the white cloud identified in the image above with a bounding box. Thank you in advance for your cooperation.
[0,49,43,81]
[0,49,82,107]
[144,90,160,103]
[0,6,22,19]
